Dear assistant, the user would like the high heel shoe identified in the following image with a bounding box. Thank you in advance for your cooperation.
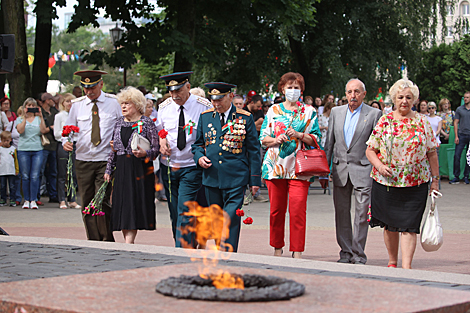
[274,248,283,257]
[387,264,397,268]
[292,252,302,259]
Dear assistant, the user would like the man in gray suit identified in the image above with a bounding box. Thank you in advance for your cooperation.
[325,79,382,264]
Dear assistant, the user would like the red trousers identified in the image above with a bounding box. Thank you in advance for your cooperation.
[266,179,311,252]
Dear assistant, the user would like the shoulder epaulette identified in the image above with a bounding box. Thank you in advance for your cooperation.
[236,108,251,116]
[196,96,212,107]
[105,93,117,99]
[71,96,86,103]
[202,108,215,114]
[159,97,172,110]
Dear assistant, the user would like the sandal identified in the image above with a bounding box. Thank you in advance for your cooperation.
[68,203,82,209]
[59,202,68,209]
[387,264,397,268]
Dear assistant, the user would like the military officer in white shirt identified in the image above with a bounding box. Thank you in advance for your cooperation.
[63,70,121,241]
[156,71,212,248]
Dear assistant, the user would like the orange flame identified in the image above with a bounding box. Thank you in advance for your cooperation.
[180,201,243,289]
[203,272,244,290]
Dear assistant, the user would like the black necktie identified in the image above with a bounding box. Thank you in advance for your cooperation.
[177,106,186,151]
[220,113,225,128]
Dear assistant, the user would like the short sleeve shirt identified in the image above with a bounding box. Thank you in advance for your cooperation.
[16,117,43,152]
[366,112,437,187]
[454,105,470,136]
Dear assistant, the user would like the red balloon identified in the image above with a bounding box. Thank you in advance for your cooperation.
[248,90,256,97]
[48,57,56,68]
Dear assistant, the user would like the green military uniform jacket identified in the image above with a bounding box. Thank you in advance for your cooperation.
[192,105,261,189]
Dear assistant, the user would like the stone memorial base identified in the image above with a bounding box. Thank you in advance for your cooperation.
[2,263,470,313]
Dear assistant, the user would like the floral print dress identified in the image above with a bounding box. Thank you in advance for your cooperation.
[366,112,437,187]
[259,102,321,181]
[438,111,454,138]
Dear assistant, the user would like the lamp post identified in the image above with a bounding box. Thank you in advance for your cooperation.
[109,23,126,87]
[57,49,64,91]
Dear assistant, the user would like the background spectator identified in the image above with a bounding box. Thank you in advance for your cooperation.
[54,93,80,210]
[16,98,47,209]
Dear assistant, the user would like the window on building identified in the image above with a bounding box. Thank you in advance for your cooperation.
[462,2,470,15]
[64,13,72,29]
[447,5,454,16]
[447,26,454,37]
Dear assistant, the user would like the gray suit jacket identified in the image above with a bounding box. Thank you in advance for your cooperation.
[325,104,382,188]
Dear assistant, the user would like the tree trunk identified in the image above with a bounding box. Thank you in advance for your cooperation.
[0,4,5,99]
[173,0,195,72]
[3,0,31,111]
[31,0,53,98]
[287,35,322,97]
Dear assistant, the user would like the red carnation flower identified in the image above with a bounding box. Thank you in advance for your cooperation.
[243,217,253,225]
[62,125,80,137]
[158,129,168,139]
[236,208,245,217]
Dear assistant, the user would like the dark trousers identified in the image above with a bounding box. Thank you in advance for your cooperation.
[38,149,58,200]
[205,185,245,253]
[0,175,17,202]
[161,164,202,248]
[57,144,77,202]
[453,133,470,179]
[75,160,114,242]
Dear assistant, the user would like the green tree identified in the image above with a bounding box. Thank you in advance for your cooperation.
[67,0,451,98]
[2,0,31,110]
[441,35,470,107]
[31,0,66,98]
[415,36,470,109]
[414,43,453,105]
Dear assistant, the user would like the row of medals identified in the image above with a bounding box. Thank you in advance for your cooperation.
[204,118,247,154]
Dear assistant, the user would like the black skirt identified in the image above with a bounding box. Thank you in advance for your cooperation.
[369,180,428,234]
[111,127,156,231]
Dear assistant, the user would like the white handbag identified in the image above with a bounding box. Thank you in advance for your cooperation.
[420,190,443,252]
[130,133,151,151]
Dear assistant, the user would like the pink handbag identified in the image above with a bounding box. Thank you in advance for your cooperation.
[295,135,330,177]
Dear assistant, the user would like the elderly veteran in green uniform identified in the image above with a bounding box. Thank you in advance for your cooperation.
[192,82,261,252]
[62,70,122,241]
[156,71,212,248]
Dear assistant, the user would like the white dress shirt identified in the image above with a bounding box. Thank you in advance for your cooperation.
[156,94,212,168]
[62,92,122,162]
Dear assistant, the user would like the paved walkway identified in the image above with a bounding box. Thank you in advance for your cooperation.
[1,178,469,276]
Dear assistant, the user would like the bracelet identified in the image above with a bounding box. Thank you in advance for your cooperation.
[431,175,439,180]
[301,133,305,140]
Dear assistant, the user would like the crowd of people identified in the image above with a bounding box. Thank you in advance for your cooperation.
[5,69,470,269]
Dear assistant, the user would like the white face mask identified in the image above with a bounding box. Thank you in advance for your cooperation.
[285,89,301,102]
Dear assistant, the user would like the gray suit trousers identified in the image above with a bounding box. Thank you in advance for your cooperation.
[333,175,370,264]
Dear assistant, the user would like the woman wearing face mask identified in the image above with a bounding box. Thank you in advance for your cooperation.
[260,72,321,259]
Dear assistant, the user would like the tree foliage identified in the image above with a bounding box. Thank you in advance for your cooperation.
[415,35,470,109]
[67,0,452,99]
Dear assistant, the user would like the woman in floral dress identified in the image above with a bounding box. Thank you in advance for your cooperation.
[366,79,439,269]
[437,98,454,144]
[260,72,321,259]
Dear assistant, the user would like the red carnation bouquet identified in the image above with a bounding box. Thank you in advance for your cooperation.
[62,125,79,198]
[158,129,172,202]
[82,181,108,216]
